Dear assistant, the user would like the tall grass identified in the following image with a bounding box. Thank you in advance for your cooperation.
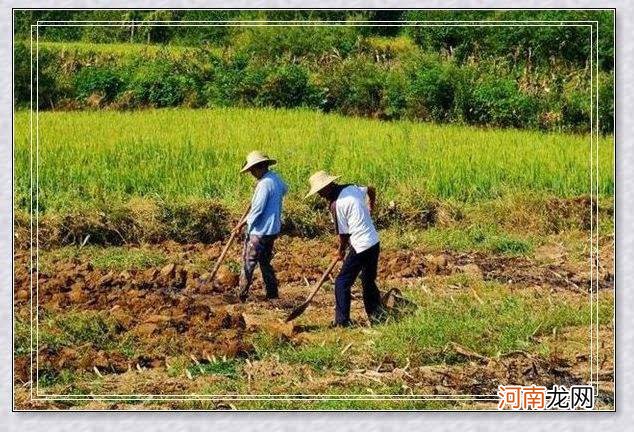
[37,41,204,59]
[14,107,613,214]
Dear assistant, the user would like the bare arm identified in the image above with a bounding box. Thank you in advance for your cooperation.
[231,205,252,235]
[337,234,350,260]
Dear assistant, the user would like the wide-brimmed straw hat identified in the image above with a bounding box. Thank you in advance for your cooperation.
[305,170,340,198]
[240,151,277,173]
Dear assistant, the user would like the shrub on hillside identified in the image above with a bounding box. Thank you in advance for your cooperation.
[74,67,124,103]
[598,72,614,135]
[202,53,248,107]
[321,56,388,117]
[404,58,459,122]
[561,86,590,133]
[233,61,268,105]
[37,47,75,109]
[257,64,320,108]
[126,58,197,107]
[234,25,360,60]
[408,25,482,63]
[382,70,408,119]
[13,41,30,107]
[209,60,320,109]
[462,77,541,128]
[405,10,612,70]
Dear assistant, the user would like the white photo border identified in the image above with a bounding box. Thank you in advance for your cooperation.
[20,17,608,409]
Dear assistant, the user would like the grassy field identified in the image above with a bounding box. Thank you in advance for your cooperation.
[12,11,615,411]
[37,41,207,59]
[36,36,416,59]
[13,106,615,410]
[14,107,613,213]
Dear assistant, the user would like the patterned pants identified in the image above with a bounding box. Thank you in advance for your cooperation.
[239,234,279,299]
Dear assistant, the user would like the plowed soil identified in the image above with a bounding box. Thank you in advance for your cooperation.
[13,236,615,409]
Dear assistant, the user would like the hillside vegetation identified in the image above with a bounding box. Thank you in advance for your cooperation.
[14,10,614,133]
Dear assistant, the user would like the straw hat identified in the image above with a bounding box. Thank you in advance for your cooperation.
[305,170,340,198]
[240,151,277,173]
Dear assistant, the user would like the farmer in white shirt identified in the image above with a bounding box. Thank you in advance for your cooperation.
[306,171,385,327]
[234,151,288,302]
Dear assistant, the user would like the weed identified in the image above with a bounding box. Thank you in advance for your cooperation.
[405,225,534,256]
[279,343,348,372]
[373,282,613,365]
[41,246,166,272]
[188,359,240,379]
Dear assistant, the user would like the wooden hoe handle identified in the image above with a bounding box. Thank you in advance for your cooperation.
[305,257,340,303]
[209,205,250,282]
[285,257,340,322]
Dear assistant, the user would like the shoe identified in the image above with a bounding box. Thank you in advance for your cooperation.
[238,290,249,303]
[265,293,279,300]
[328,320,352,329]
[369,308,389,326]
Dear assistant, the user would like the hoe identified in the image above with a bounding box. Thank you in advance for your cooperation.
[285,265,417,323]
[208,205,251,284]
[285,257,340,322]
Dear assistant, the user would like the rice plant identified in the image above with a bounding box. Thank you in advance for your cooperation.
[14,107,614,214]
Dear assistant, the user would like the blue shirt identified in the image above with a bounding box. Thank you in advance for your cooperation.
[246,170,288,236]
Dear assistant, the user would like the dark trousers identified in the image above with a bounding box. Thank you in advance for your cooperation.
[334,242,382,325]
[239,234,278,298]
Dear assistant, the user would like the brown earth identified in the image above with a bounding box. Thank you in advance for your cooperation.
[12,235,614,409]
[18,236,609,293]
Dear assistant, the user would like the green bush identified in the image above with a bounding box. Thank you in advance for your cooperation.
[464,77,541,128]
[561,87,590,133]
[74,66,124,102]
[27,46,75,109]
[202,54,248,107]
[234,25,360,60]
[322,56,387,117]
[13,41,30,107]
[210,60,319,109]
[598,72,614,135]
[169,10,234,45]
[405,10,613,70]
[382,70,408,119]
[258,64,319,108]
[405,58,458,121]
[233,61,268,105]
[409,25,481,63]
[127,58,196,107]
[33,49,73,109]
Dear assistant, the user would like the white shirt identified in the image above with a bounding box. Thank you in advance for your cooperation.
[331,185,379,253]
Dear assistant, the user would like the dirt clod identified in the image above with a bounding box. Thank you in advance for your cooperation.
[69,286,88,303]
[135,323,159,337]
[455,264,483,279]
[216,265,239,289]
[160,263,176,278]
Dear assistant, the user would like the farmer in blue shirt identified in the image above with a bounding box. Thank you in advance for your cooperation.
[233,151,288,302]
